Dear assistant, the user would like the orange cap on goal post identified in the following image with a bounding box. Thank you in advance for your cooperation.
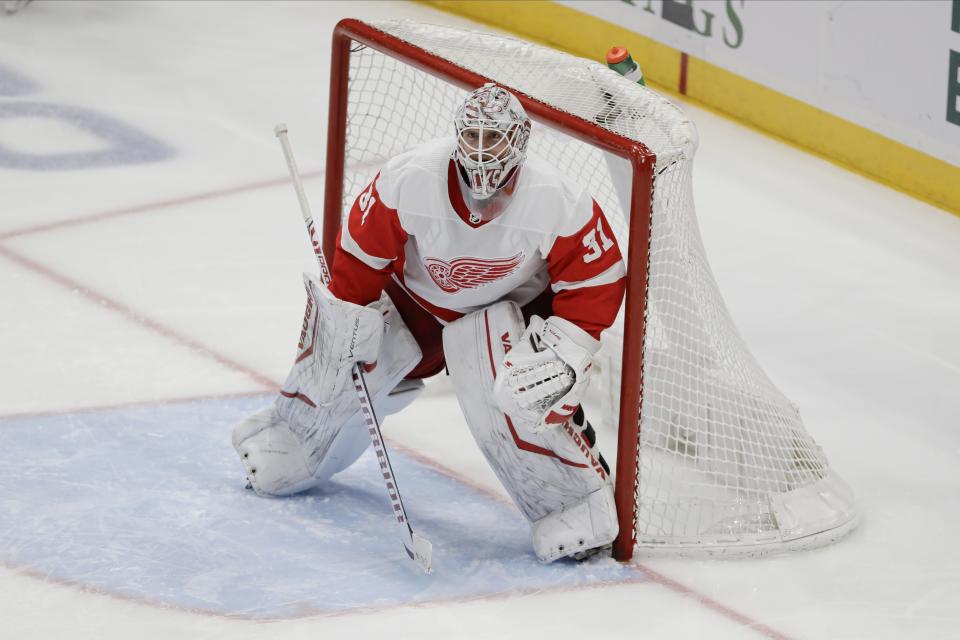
[605,46,630,65]
[605,46,645,86]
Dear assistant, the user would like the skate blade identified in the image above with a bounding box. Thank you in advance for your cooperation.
[573,543,612,562]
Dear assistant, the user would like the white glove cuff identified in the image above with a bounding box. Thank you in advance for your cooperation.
[538,316,600,373]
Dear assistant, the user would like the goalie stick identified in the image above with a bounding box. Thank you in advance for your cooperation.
[273,123,433,574]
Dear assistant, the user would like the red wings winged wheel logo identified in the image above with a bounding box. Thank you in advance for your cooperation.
[424,253,525,293]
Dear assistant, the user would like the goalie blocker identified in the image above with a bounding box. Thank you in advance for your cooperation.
[443,301,618,562]
[233,273,422,496]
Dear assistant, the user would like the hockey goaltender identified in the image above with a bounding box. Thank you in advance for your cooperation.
[233,84,627,563]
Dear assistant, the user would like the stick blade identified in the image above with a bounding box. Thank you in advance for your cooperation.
[405,532,433,574]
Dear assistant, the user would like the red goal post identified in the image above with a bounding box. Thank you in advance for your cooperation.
[321,18,857,561]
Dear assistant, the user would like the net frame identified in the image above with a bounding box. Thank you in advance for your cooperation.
[321,18,857,561]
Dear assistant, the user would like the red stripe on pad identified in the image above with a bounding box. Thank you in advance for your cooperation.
[482,309,586,469]
[279,390,316,408]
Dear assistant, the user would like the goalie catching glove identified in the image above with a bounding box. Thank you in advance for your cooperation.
[493,315,600,433]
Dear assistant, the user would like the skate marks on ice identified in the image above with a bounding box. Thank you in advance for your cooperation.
[0,396,637,619]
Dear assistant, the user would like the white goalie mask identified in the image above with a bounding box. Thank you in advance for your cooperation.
[454,84,531,201]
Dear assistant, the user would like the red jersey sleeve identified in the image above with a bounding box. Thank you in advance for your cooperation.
[328,172,408,306]
[546,200,626,339]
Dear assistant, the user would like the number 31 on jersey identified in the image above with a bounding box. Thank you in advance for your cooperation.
[582,219,614,263]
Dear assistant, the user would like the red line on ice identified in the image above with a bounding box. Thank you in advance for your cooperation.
[0,171,323,241]
[0,244,279,392]
[635,563,794,640]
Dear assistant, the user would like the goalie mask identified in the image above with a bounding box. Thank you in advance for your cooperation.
[454,83,531,201]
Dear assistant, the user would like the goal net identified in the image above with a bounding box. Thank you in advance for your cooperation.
[322,19,858,560]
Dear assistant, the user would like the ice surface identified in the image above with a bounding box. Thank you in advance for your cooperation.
[0,395,636,619]
[1,1,958,639]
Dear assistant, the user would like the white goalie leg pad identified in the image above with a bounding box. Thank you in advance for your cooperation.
[442,301,617,561]
[232,405,315,496]
[531,482,618,563]
[311,378,424,484]
[233,378,423,496]
[233,295,422,496]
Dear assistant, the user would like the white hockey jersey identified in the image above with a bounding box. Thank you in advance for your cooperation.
[329,137,625,338]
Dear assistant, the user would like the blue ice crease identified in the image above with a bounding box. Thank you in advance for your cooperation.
[0,396,638,618]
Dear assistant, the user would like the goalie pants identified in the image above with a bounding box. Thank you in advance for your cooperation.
[385,278,556,380]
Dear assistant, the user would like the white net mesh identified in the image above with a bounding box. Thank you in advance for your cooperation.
[336,20,857,556]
